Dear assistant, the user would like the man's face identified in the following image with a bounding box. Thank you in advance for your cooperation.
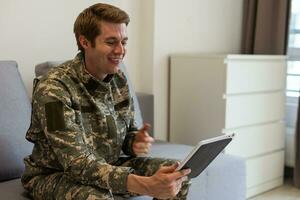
[83,21,128,79]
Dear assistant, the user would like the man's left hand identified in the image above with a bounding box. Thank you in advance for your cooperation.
[133,123,154,156]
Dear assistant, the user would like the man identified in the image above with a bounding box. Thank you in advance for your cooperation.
[22,3,190,200]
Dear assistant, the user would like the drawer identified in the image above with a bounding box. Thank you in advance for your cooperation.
[225,58,286,94]
[224,122,285,158]
[225,92,285,128]
[246,151,284,188]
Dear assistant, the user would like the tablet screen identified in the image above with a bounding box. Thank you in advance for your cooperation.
[177,134,234,178]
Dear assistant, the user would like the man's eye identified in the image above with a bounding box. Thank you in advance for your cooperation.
[122,41,127,46]
[106,41,115,46]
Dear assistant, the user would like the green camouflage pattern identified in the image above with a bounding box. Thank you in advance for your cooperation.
[21,53,190,199]
[23,157,190,200]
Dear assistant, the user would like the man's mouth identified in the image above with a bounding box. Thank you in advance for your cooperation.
[108,57,123,65]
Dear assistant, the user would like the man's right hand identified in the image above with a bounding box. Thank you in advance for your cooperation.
[127,162,191,199]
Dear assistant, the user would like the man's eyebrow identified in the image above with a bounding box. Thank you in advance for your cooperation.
[105,37,128,41]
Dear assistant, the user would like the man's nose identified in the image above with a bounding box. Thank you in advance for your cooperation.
[114,42,125,54]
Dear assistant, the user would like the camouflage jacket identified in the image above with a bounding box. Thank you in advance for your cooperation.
[22,53,138,194]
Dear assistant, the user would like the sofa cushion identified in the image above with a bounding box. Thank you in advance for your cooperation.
[0,179,29,200]
[0,61,33,181]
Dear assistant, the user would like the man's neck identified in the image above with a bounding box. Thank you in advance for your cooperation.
[84,55,107,81]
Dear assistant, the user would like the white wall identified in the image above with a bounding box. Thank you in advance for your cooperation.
[137,0,155,94]
[0,0,141,95]
[0,0,244,141]
[151,0,244,140]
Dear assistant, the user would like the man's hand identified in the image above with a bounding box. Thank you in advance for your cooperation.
[146,162,190,199]
[133,123,154,156]
[127,162,191,199]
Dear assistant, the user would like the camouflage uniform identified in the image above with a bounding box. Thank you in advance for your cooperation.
[22,53,190,200]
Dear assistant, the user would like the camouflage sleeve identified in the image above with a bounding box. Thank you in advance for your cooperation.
[121,94,139,156]
[33,78,132,194]
[122,131,137,156]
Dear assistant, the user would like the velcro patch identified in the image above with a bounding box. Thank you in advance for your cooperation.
[45,101,66,132]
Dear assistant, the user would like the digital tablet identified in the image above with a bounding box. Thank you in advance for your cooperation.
[176,133,235,178]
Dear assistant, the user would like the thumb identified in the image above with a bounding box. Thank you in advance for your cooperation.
[140,123,151,133]
[158,162,179,174]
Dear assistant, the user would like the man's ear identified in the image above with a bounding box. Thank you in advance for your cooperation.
[79,35,90,50]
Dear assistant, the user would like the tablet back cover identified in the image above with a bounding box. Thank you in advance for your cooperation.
[183,138,232,178]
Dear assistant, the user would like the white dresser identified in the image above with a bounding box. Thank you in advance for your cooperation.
[169,54,287,198]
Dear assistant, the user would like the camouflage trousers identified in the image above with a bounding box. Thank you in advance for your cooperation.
[24,157,191,200]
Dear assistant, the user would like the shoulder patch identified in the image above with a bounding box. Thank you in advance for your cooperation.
[45,101,66,132]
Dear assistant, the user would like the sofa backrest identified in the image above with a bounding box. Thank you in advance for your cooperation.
[0,61,33,181]
[35,61,144,130]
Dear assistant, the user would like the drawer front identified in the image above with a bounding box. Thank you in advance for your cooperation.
[246,151,284,188]
[224,122,285,158]
[225,92,285,128]
[226,58,286,94]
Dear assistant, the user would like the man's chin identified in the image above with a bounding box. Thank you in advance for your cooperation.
[110,66,120,74]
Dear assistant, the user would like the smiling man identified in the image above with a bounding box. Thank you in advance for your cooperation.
[21,3,190,200]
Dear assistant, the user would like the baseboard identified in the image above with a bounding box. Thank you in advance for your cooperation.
[246,177,283,199]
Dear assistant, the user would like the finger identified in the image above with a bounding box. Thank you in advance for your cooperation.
[141,136,155,143]
[158,162,180,173]
[133,144,151,155]
[135,133,154,143]
[181,175,189,182]
[133,143,151,151]
[133,142,151,149]
[174,161,181,168]
[140,123,151,132]
[136,130,149,137]
[168,168,191,180]
[158,165,176,174]
[137,124,151,138]
[134,148,149,155]
[177,175,188,185]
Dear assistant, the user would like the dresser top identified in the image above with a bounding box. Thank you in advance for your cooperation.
[171,54,287,60]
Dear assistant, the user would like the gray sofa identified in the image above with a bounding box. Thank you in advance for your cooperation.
[0,60,246,200]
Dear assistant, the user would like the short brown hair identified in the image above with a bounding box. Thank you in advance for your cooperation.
[74,3,130,52]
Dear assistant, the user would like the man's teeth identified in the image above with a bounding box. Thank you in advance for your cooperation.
[110,58,121,60]
[110,58,122,62]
